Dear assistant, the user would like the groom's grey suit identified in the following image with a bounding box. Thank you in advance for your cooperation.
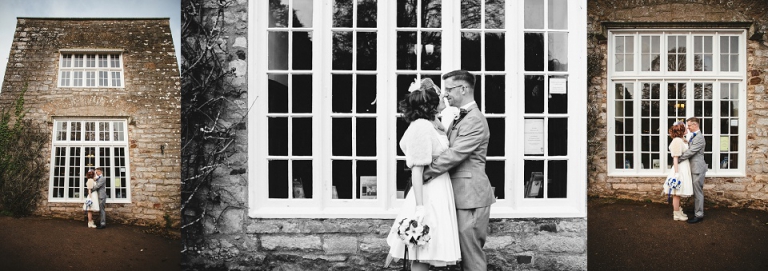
[424,103,495,271]
[91,174,107,226]
[679,131,707,218]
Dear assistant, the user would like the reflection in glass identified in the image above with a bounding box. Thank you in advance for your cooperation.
[332,118,353,156]
[333,31,353,70]
[549,76,568,114]
[332,74,352,113]
[525,75,544,113]
[293,118,312,156]
[461,32,481,71]
[357,32,377,70]
[358,0,378,27]
[548,0,567,29]
[357,75,377,113]
[357,118,377,156]
[487,118,505,156]
[396,160,408,198]
[293,31,313,70]
[525,33,544,71]
[268,118,288,156]
[397,32,417,70]
[357,161,377,199]
[641,36,660,71]
[548,118,567,156]
[548,160,567,198]
[667,36,686,71]
[549,33,568,71]
[292,0,314,27]
[396,74,418,111]
[486,0,505,29]
[422,0,442,28]
[397,0,417,27]
[485,75,505,113]
[421,31,442,70]
[268,74,288,113]
[293,75,312,113]
[293,160,313,198]
[268,32,288,70]
[396,117,407,156]
[523,160,544,198]
[332,160,353,199]
[461,0,480,29]
[333,0,353,27]
[269,160,289,198]
[486,33,505,71]
[524,0,544,29]
[487,161,504,199]
[268,0,288,27]
[694,36,713,71]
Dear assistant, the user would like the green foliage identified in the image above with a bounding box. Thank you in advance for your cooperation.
[0,86,49,217]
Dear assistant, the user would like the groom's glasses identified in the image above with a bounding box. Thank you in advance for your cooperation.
[444,85,465,93]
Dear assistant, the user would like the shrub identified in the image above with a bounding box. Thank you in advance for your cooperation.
[0,86,49,217]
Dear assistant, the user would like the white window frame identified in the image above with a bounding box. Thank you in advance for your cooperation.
[58,50,124,88]
[249,0,586,218]
[48,118,131,203]
[607,29,747,178]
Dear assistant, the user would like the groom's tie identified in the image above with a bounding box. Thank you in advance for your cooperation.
[452,108,469,128]
[689,132,696,143]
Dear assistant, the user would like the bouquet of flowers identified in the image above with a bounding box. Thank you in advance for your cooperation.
[665,175,682,203]
[396,217,431,247]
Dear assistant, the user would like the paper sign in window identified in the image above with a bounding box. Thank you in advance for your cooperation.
[720,136,729,151]
[549,78,567,94]
[524,119,545,155]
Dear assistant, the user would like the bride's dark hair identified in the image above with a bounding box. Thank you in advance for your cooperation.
[399,78,440,123]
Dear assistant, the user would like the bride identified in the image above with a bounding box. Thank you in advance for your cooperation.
[385,78,461,270]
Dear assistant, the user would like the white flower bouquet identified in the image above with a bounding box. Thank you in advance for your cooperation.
[396,217,431,247]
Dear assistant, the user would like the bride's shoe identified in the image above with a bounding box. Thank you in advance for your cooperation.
[88,221,96,228]
[673,210,688,221]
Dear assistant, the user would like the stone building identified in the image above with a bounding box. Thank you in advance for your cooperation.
[0,18,181,227]
[587,0,768,211]
[183,0,587,270]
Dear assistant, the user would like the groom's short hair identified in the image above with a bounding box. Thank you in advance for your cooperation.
[443,70,475,90]
[686,117,700,125]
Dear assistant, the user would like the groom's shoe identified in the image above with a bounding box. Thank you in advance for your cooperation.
[687,216,704,224]
[96,224,106,229]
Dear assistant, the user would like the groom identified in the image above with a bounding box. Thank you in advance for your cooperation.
[424,70,496,271]
[679,117,707,223]
[91,168,108,229]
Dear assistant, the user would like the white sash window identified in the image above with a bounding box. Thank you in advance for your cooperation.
[58,51,124,88]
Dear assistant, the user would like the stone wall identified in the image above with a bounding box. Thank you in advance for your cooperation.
[0,18,181,227]
[181,0,586,270]
[587,0,768,211]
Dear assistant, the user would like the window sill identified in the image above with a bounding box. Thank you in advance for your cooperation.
[248,205,586,219]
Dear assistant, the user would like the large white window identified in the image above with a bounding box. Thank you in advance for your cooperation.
[49,118,131,203]
[58,51,123,88]
[249,0,586,218]
[607,29,747,177]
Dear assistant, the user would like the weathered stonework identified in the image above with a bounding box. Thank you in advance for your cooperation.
[587,0,768,211]
[0,18,181,227]
[181,1,586,270]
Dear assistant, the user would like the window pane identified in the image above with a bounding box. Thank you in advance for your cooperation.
[525,75,544,113]
[485,33,505,71]
[548,0,567,30]
[549,76,568,114]
[268,118,288,156]
[62,54,71,67]
[56,122,67,141]
[292,0,313,27]
[332,160,352,199]
[357,32,377,71]
[61,71,70,86]
[53,147,66,198]
[461,32,481,71]
[293,31,313,70]
[487,161,504,199]
[396,117,407,157]
[99,54,107,67]
[357,161,377,199]
[113,121,125,141]
[110,54,120,68]
[461,0,480,29]
[99,147,112,198]
[356,75,377,113]
[525,33,545,71]
[357,118,377,156]
[74,71,83,86]
[292,118,312,156]
[74,54,83,67]
[332,0,353,27]
[421,31,441,70]
[332,31,353,70]
[268,31,289,70]
[268,0,289,27]
[396,74,417,112]
[268,160,289,198]
[293,160,313,198]
[548,118,567,156]
[524,0,544,29]
[86,54,96,67]
[332,74,352,113]
[422,0,441,28]
[84,121,95,141]
[485,0,504,29]
[68,147,82,198]
[487,118,504,156]
[99,71,108,86]
[111,72,121,87]
[114,147,128,198]
[396,160,408,198]
[86,71,95,87]
[396,32,417,70]
[485,75,504,113]
[524,160,544,198]
[268,74,288,113]
[332,118,352,156]
[548,160,567,198]
[292,75,312,113]
[357,0,377,27]
[397,0,417,27]
[70,122,82,141]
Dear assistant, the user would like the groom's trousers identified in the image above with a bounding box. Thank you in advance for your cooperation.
[692,173,705,218]
[457,205,490,271]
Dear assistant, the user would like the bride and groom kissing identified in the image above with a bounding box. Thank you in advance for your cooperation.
[385,70,495,271]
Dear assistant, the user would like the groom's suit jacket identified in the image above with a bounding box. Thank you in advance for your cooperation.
[424,104,496,209]
[91,175,108,200]
[680,132,708,174]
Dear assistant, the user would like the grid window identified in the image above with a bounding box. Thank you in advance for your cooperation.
[613,36,634,72]
[608,30,745,176]
[59,53,123,88]
[49,119,130,203]
[640,35,660,71]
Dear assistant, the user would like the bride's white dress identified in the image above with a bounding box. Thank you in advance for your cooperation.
[386,119,461,267]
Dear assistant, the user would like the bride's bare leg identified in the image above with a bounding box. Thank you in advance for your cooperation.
[673,195,680,211]
[88,211,93,222]
[411,261,429,271]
